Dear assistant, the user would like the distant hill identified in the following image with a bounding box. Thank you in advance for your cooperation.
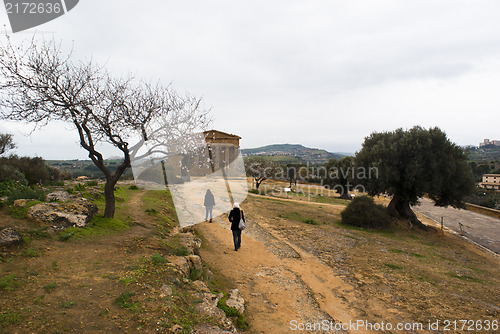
[241,144,346,164]
[466,145,500,162]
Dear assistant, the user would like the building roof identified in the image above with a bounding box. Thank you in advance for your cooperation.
[483,174,500,177]
[203,129,241,140]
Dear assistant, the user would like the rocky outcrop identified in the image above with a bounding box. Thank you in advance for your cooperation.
[46,191,71,202]
[226,289,245,314]
[27,198,98,228]
[167,228,243,333]
[178,231,202,255]
[0,228,23,247]
[13,199,33,208]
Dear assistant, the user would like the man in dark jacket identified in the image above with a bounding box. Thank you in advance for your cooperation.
[228,202,244,251]
[204,189,215,222]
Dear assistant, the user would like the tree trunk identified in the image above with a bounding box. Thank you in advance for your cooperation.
[103,178,117,218]
[255,178,265,190]
[387,195,428,230]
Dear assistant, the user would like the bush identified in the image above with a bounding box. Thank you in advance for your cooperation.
[7,186,46,203]
[74,183,86,191]
[0,165,27,184]
[85,180,98,187]
[341,196,392,229]
[0,155,69,185]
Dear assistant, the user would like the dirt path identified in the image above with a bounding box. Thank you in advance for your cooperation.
[196,198,426,334]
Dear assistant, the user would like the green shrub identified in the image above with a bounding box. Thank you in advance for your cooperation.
[114,291,140,311]
[145,208,158,215]
[10,200,43,219]
[129,185,139,190]
[1,155,68,185]
[189,267,203,281]
[217,296,240,317]
[0,274,19,291]
[7,186,46,203]
[20,248,43,257]
[173,246,189,256]
[341,196,392,229]
[85,180,98,187]
[43,282,57,293]
[74,183,86,192]
[150,254,168,264]
[0,310,21,326]
[303,218,320,225]
[0,165,27,185]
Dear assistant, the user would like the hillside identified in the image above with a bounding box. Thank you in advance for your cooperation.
[241,144,345,164]
[466,145,500,162]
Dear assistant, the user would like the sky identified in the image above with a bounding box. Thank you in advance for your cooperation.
[1,0,499,159]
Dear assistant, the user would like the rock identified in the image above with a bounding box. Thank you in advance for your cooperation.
[195,302,236,331]
[205,268,214,282]
[168,324,183,333]
[46,191,70,202]
[13,199,32,208]
[159,284,173,298]
[186,255,203,271]
[226,289,245,314]
[179,232,202,255]
[27,198,98,228]
[0,228,23,247]
[192,325,236,334]
[169,256,189,276]
[192,280,211,293]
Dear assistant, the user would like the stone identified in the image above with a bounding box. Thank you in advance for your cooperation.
[26,198,98,228]
[195,301,224,318]
[0,228,23,247]
[169,256,189,276]
[226,289,245,314]
[192,325,236,334]
[205,268,215,282]
[195,301,237,332]
[192,280,210,293]
[186,255,203,271]
[179,232,202,255]
[159,284,173,298]
[13,199,31,208]
[168,324,183,333]
[46,191,71,202]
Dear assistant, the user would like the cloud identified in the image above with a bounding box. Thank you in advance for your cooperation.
[1,0,499,157]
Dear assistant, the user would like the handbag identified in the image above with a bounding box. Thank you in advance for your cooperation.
[238,209,246,230]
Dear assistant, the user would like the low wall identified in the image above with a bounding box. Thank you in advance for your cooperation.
[465,203,500,220]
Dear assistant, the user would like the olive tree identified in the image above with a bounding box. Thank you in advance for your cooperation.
[356,126,474,230]
[0,37,209,217]
[244,156,279,190]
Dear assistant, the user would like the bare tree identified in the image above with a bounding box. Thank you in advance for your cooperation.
[244,156,280,190]
[0,36,210,217]
[0,133,15,155]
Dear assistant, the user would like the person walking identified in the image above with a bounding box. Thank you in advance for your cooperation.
[204,189,215,222]
[228,202,244,251]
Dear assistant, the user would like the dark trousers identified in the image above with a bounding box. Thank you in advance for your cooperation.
[232,229,241,250]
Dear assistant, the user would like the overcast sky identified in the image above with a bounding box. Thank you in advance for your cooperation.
[1,0,499,159]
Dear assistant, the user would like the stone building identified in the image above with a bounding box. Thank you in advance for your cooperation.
[168,130,241,179]
[480,174,500,191]
[479,139,500,147]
